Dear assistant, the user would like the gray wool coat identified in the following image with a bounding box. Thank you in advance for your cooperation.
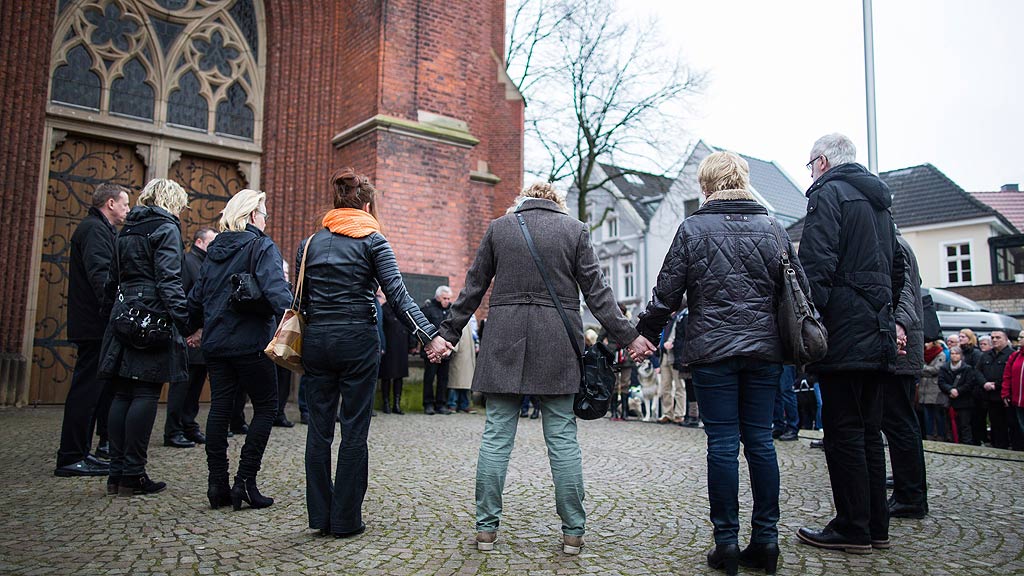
[439,198,638,396]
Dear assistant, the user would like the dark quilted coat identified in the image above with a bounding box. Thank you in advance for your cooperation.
[894,236,924,376]
[797,163,905,373]
[636,189,809,367]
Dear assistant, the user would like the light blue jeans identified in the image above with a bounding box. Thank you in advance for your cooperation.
[475,393,585,536]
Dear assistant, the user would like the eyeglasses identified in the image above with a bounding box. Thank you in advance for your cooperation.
[805,155,824,171]
[255,210,269,221]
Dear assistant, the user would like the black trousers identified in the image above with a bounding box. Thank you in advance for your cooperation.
[881,375,927,508]
[205,353,278,482]
[819,371,888,543]
[303,323,378,535]
[57,340,110,466]
[422,359,450,411]
[164,363,206,439]
[107,377,163,477]
[231,386,249,429]
[276,365,292,418]
[954,407,974,445]
[982,398,1010,449]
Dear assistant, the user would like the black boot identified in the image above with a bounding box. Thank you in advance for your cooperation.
[739,542,780,574]
[381,379,392,414]
[231,476,274,510]
[118,473,166,496]
[208,477,232,509]
[392,383,404,415]
[707,543,739,576]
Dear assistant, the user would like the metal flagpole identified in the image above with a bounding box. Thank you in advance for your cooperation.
[863,0,878,173]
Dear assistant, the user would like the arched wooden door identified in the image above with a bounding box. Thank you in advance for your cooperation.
[32,134,145,404]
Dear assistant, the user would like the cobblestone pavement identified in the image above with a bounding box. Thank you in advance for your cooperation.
[0,405,1022,575]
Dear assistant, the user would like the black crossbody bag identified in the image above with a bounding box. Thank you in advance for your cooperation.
[515,212,615,420]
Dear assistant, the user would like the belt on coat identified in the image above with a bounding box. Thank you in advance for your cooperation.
[488,292,580,309]
[305,303,378,325]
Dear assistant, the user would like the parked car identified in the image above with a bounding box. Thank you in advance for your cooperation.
[923,287,1021,339]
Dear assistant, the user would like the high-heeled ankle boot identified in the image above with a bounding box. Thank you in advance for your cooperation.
[707,543,740,576]
[231,476,274,510]
[739,542,780,574]
[381,380,392,414]
[208,478,232,509]
[392,388,404,415]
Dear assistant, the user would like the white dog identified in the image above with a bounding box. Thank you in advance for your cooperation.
[629,360,661,421]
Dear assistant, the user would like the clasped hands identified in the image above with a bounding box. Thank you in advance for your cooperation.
[424,336,455,363]
[627,335,657,363]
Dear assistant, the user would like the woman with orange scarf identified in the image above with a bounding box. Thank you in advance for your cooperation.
[299,168,448,538]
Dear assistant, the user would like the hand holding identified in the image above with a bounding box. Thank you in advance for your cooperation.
[895,323,907,355]
[950,388,959,399]
[664,341,673,351]
[425,336,454,363]
[187,328,203,348]
[627,335,656,363]
[984,381,996,391]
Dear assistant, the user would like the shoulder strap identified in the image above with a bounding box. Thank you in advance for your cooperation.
[515,212,583,362]
[291,234,315,310]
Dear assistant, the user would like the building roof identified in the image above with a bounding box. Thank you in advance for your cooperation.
[971,189,1024,232]
[738,153,807,222]
[786,163,1018,242]
[598,163,674,223]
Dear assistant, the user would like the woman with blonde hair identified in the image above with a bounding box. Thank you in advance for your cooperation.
[187,188,293,509]
[98,178,192,496]
[633,151,810,574]
[426,181,651,554]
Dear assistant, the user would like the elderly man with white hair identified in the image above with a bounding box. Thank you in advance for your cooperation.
[421,285,454,414]
[796,133,906,555]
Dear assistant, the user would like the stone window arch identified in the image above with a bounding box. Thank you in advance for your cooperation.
[50,0,265,145]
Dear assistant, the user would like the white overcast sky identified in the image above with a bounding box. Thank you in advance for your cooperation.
[633,0,1023,192]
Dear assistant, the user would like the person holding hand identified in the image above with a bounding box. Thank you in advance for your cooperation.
[426,182,651,556]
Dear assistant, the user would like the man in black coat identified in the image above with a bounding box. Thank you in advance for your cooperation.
[164,227,217,448]
[421,286,453,414]
[55,183,130,477]
[977,330,1014,448]
[883,236,928,519]
[796,134,906,554]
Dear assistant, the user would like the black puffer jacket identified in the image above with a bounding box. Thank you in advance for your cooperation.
[297,228,437,345]
[98,206,189,383]
[636,190,808,367]
[187,225,293,358]
[797,163,905,373]
[68,207,117,341]
[894,237,924,376]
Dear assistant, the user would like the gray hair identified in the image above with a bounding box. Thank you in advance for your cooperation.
[435,285,452,298]
[811,133,857,167]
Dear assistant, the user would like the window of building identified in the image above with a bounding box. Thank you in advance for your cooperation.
[606,215,619,239]
[944,242,973,286]
[622,261,635,299]
[990,235,1024,284]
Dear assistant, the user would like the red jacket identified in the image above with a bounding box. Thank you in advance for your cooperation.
[1002,349,1024,409]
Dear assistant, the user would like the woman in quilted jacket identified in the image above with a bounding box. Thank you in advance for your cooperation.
[918,340,948,441]
[634,151,810,576]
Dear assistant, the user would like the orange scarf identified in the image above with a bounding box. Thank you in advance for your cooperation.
[322,208,383,238]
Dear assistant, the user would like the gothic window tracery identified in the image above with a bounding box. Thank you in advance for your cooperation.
[49,0,264,144]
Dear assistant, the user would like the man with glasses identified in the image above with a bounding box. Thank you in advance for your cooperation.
[796,133,906,554]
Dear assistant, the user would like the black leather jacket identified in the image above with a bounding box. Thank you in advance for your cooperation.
[296,229,437,344]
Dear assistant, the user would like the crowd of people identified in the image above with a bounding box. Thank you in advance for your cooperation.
[51,132,1023,575]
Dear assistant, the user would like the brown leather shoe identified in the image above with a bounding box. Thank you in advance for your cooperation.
[476,531,496,551]
[563,534,584,555]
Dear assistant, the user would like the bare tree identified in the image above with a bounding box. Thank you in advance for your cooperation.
[506,0,704,223]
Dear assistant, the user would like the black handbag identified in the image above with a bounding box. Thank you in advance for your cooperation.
[515,212,615,420]
[768,218,828,368]
[229,238,272,314]
[112,297,173,350]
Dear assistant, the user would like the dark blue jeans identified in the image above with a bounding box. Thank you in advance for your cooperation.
[692,357,782,545]
[303,323,379,535]
[773,364,799,434]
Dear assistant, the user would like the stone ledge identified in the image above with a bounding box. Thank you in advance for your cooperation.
[332,114,480,150]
